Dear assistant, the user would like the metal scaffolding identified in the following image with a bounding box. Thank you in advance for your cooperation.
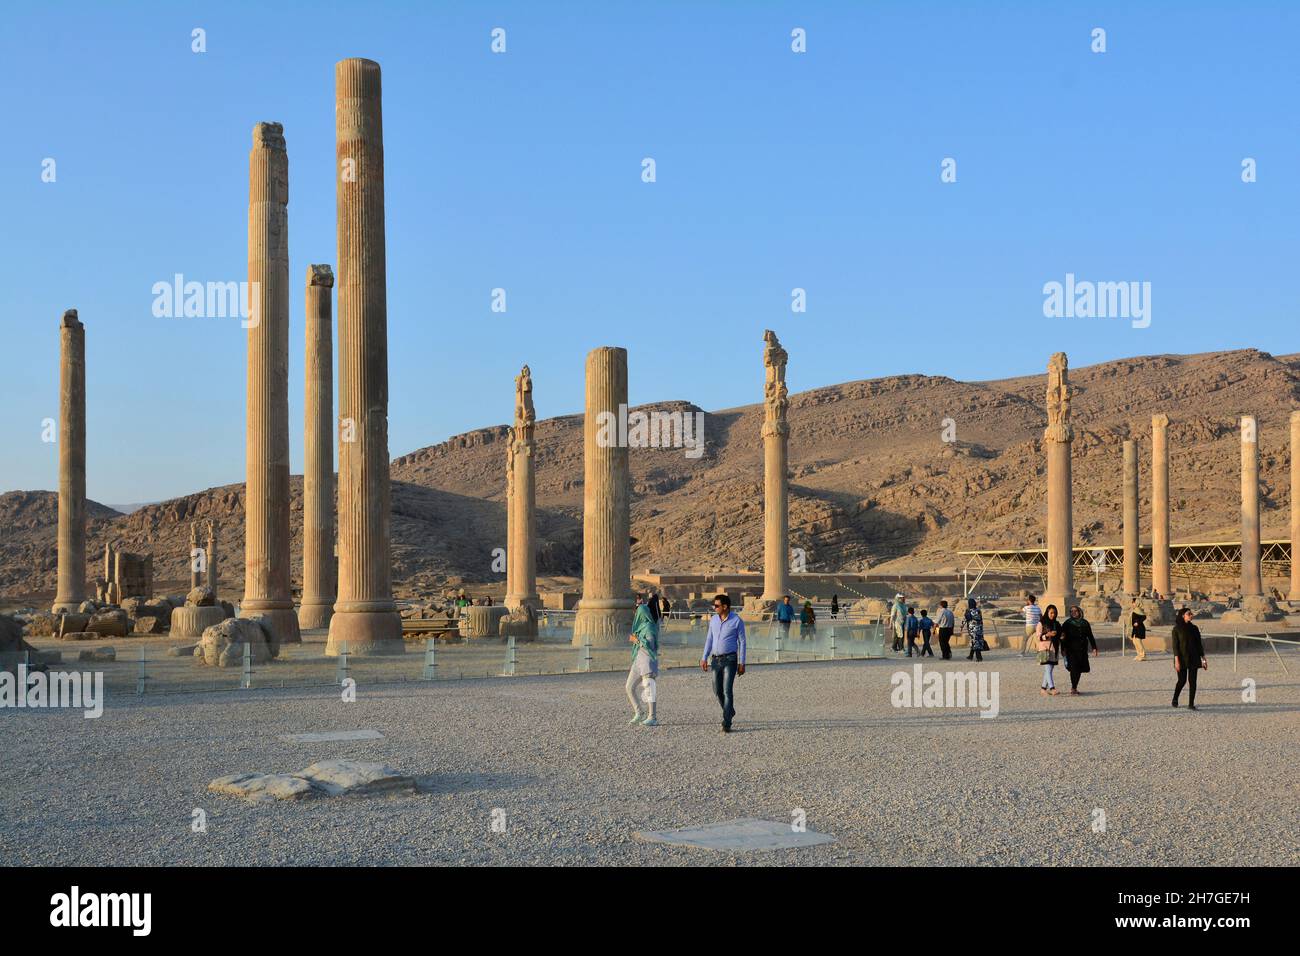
[958,539,1292,595]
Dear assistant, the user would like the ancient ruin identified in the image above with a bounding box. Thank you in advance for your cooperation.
[170,584,228,638]
[1042,352,1075,613]
[1122,439,1139,596]
[1292,410,1300,603]
[1224,415,1283,622]
[758,330,790,609]
[502,364,539,638]
[1150,413,1171,597]
[326,58,403,656]
[206,519,219,597]
[573,346,634,645]
[240,121,300,646]
[51,310,86,614]
[189,523,202,590]
[299,264,336,631]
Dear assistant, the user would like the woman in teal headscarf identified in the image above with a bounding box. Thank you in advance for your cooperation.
[625,594,660,726]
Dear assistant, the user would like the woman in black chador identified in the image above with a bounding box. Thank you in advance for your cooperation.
[1171,607,1208,710]
[1060,604,1098,695]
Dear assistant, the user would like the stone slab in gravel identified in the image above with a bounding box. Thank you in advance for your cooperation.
[297,760,413,797]
[635,817,835,851]
[279,730,384,744]
[209,772,317,804]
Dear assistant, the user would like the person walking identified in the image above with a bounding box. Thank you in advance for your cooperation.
[1020,594,1042,656]
[1036,604,1062,696]
[625,595,660,726]
[935,600,955,659]
[961,597,986,662]
[1129,599,1148,661]
[890,594,907,653]
[1171,607,1207,710]
[1060,605,1099,695]
[775,595,795,641]
[904,606,920,657]
[701,593,746,733]
[800,600,816,639]
[918,608,935,657]
[831,594,839,619]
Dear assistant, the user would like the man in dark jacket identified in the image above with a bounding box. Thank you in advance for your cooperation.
[1171,607,1208,710]
[1061,605,1098,695]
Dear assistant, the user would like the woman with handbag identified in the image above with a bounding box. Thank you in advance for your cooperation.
[1129,599,1148,661]
[1036,604,1062,696]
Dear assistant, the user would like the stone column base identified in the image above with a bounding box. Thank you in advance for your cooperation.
[171,605,228,638]
[505,594,541,613]
[326,609,404,657]
[240,605,301,647]
[500,607,539,641]
[1221,594,1285,623]
[51,600,84,614]
[297,602,334,631]
[572,602,634,646]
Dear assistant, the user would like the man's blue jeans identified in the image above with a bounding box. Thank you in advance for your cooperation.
[710,653,738,728]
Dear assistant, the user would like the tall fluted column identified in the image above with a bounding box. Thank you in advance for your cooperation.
[1241,416,1263,597]
[52,309,86,613]
[1291,410,1300,602]
[1122,439,1139,595]
[759,330,790,605]
[506,365,539,611]
[327,58,402,656]
[573,347,634,645]
[189,523,202,590]
[300,264,336,630]
[1151,414,1171,598]
[206,520,219,597]
[1043,353,1075,613]
[240,121,299,646]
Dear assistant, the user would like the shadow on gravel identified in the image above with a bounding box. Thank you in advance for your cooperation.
[679,703,1300,731]
[416,771,536,794]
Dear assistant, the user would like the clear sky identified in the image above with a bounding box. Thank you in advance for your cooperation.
[2,1,1296,504]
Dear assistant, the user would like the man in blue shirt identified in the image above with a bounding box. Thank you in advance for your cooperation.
[700,593,747,733]
[775,595,795,640]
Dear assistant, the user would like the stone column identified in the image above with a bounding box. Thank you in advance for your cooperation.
[505,365,539,611]
[572,346,634,645]
[759,330,790,605]
[1241,415,1263,597]
[299,264,336,630]
[52,309,86,613]
[1043,353,1075,613]
[1291,411,1300,602]
[206,520,219,597]
[1224,415,1281,622]
[1151,414,1171,598]
[327,58,402,656]
[240,121,300,645]
[1122,439,1139,596]
[189,523,202,590]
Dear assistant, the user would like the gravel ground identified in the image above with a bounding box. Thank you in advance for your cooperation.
[2,647,1297,866]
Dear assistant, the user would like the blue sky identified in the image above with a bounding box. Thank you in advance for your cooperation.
[2,1,1296,503]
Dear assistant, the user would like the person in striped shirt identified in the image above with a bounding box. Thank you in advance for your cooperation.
[1020,594,1042,656]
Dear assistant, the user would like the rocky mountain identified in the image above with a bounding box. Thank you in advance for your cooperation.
[3,349,1297,601]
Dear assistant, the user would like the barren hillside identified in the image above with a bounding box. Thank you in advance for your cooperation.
[3,349,1297,600]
